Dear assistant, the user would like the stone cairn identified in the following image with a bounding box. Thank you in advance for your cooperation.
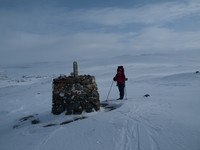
[52,61,100,115]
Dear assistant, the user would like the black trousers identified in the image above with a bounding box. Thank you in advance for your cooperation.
[118,83,125,99]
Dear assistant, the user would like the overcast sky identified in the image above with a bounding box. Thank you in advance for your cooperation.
[0,0,200,65]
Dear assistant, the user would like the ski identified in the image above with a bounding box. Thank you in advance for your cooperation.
[102,99,127,102]
[103,99,117,102]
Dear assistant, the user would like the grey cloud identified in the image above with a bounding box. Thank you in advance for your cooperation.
[1,0,199,35]
[68,0,200,26]
[0,0,200,65]
[128,27,200,51]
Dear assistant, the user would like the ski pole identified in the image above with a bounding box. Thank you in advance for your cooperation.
[106,81,114,101]
[125,86,128,100]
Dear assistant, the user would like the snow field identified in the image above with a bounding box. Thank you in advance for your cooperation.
[0,54,200,150]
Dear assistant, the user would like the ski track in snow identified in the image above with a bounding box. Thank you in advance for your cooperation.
[37,127,62,149]
[114,100,172,150]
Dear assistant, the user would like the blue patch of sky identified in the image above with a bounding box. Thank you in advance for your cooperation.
[50,0,188,9]
[162,14,200,32]
[61,21,149,34]
[2,13,149,35]
[0,0,187,10]
[0,0,194,35]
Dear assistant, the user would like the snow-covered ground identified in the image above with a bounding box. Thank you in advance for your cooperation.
[0,51,200,150]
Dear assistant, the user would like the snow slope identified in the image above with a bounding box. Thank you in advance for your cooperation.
[0,53,200,150]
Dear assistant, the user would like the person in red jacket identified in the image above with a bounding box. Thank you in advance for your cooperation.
[113,66,127,100]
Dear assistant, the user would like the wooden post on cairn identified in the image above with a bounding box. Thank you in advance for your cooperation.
[73,61,78,78]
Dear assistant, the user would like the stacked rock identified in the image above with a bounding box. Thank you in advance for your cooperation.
[52,73,100,115]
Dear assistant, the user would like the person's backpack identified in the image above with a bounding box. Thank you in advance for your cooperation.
[117,66,125,78]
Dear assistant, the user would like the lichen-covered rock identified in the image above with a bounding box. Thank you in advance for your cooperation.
[52,75,100,115]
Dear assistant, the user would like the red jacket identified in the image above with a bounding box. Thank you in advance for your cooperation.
[114,71,125,85]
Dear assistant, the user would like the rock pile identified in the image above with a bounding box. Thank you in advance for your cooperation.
[52,75,100,115]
